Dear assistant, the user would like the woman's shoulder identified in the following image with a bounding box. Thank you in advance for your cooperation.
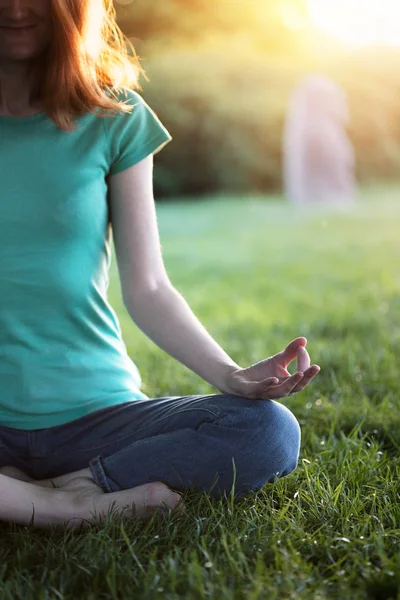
[105,86,144,106]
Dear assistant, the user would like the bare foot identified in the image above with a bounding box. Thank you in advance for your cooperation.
[0,466,36,483]
[0,466,185,527]
[66,479,185,526]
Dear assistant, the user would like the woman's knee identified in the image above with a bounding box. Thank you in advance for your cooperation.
[216,394,301,493]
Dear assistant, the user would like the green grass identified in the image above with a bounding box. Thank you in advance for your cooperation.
[1,186,400,599]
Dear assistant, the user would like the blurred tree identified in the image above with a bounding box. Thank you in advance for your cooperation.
[115,0,309,55]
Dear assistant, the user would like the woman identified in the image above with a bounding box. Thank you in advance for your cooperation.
[284,74,355,206]
[0,0,320,528]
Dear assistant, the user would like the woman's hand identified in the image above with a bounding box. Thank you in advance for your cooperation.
[222,337,320,400]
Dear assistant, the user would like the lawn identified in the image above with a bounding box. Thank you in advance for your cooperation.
[0,186,399,599]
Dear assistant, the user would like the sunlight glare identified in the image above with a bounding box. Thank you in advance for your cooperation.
[308,0,400,47]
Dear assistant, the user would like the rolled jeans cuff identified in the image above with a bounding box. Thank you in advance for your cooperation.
[89,456,121,493]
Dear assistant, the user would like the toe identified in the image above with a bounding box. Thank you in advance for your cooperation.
[145,482,183,511]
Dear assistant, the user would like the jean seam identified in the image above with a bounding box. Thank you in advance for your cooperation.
[131,407,223,435]
[89,456,113,492]
[51,407,223,456]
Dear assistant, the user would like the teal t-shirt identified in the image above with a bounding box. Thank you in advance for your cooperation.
[0,87,172,430]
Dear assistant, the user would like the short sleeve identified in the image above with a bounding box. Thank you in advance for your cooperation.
[105,88,172,176]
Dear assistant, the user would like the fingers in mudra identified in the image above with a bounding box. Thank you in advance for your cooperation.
[260,364,320,399]
[267,372,304,398]
[288,365,320,394]
[252,372,303,400]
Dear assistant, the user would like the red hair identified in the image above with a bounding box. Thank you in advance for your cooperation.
[33,0,146,131]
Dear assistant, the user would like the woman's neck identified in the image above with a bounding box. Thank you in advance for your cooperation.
[0,60,40,116]
[0,105,43,117]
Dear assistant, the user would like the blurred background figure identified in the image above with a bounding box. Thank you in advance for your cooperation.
[283,74,356,206]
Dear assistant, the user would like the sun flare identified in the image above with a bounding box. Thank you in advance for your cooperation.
[308,0,400,47]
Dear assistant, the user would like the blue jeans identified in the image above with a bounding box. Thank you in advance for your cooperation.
[0,394,301,497]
